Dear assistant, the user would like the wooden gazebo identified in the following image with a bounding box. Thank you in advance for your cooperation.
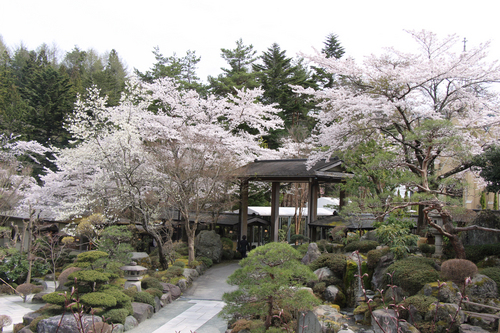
[236,158,351,242]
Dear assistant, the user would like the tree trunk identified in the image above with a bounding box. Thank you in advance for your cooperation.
[265,296,273,329]
[155,234,169,270]
[187,229,196,264]
[448,233,466,259]
[416,204,427,236]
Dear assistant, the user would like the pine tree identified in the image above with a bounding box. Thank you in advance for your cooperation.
[253,43,316,148]
[208,39,260,96]
[312,33,345,89]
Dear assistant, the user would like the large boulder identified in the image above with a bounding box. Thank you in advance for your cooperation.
[302,243,322,265]
[465,274,498,299]
[459,324,491,333]
[37,315,102,333]
[372,309,419,333]
[56,266,82,291]
[323,285,345,305]
[195,230,223,263]
[314,267,333,281]
[22,312,41,326]
[420,281,461,303]
[183,268,199,282]
[165,283,181,299]
[131,302,154,323]
[124,316,139,331]
[424,303,465,333]
[371,252,395,290]
[313,304,346,331]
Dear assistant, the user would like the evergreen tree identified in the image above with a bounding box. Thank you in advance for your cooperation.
[100,49,127,106]
[312,33,345,89]
[208,39,260,96]
[136,47,205,94]
[253,43,316,148]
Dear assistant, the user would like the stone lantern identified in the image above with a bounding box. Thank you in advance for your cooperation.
[120,261,147,292]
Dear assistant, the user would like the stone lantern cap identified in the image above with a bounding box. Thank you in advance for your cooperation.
[120,261,147,281]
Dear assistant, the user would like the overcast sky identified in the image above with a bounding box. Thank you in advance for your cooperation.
[1,0,498,82]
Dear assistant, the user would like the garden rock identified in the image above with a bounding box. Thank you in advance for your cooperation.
[371,252,394,290]
[424,303,464,333]
[154,296,161,312]
[177,279,188,291]
[183,268,199,282]
[31,291,50,303]
[56,266,81,291]
[420,281,460,303]
[18,327,34,333]
[87,322,113,333]
[37,314,102,333]
[195,230,223,263]
[338,323,355,333]
[314,267,333,281]
[22,311,41,326]
[112,324,124,333]
[313,304,346,328]
[323,285,342,303]
[371,309,418,333]
[161,292,172,304]
[166,283,181,299]
[132,302,154,323]
[465,274,498,299]
[301,243,321,265]
[297,310,322,333]
[459,324,491,333]
[124,315,139,331]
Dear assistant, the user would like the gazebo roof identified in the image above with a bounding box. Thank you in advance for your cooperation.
[236,158,351,183]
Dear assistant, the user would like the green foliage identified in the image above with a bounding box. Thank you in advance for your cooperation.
[480,267,500,294]
[165,266,183,277]
[0,249,49,284]
[145,288,163,299]
[222,242,320,329]
[367,247,390,269]
[399,295,438,320]
[196,256,213,268]
[29,315,49,332]
[80,292,117,308]
[480,192,487,209]
[465,243,500,263]
[141,277,163,291]
[419,243,435,255]
[76,251,109,268]
[42,291,68,306]
[133,291,155,307]
[98,225,133,264]
[172,260,186,268]
[101,288,131,307]
[374,215,418,259]
[344,240,379,253]
[309,253,347,278]
[221,238,235,260]
[385,256,439,296]
[312,282,326,295]
[103,308,129,324]
[316,239,334,253]
[66,269,110,292]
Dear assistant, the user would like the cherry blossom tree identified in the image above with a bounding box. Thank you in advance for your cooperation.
[295,30,500,258]
[32,78,282,267]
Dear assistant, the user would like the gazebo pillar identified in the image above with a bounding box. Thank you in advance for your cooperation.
[308,179,319,241]
[271,182,280,242]
[240,179,249,238]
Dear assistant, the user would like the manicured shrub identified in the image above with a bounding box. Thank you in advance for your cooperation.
[66,270,110,292]
[172,260,186,268]
[385,256,439,296]
[440,259,478,285]
[344,240,379,253]
[312,282,326,295]
[42,291,68,306]
[366,247,390,269]
[16,283,42,297]
[480,267,500,294]
[418,243,435,255]
[134,291,155,307]
[102,288,131,307]
[103,308,129,324]
[196,256,213,268]
[34,303,65,316]
[316,239,334,253]
[141,277,163,290]
[145,288,162,299]
[188,260,200,268]
[122,287,137,298]
[166,266,183,277]
[309,253,347,279]
[80,292,117,308]
[76,251,109,263]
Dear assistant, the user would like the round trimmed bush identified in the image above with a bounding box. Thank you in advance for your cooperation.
[68,270,110,284]
[309,253,347,278]
[196,256,213,268]
[103,308,129,324]
[42,291,68,306]
[145,288,162,299]
[76,251,109,263]
[141,277,163,290]
[102,288,131,306]
[385,256,439,296]
[173,260,186,268]
[80,292,117,308]
[344,240,379,253]
[166,266,183,276]
[133,291,155,307]
[440,259,478,285]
